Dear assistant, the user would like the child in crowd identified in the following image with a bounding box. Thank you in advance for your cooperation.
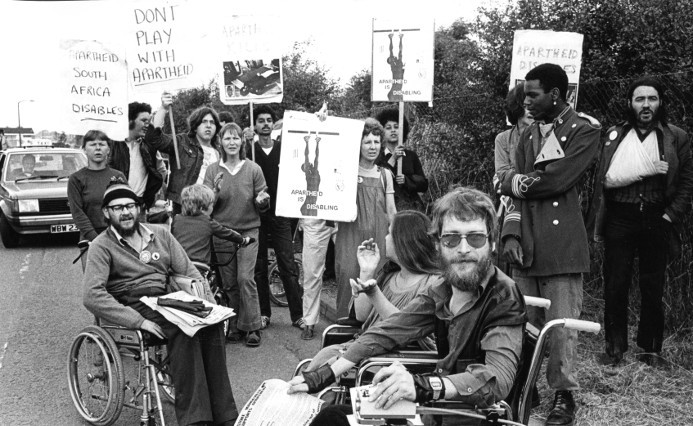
[171,184,251,266]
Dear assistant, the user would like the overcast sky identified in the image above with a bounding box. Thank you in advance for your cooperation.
[0,0,501,133]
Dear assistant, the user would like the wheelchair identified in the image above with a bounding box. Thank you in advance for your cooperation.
[67,319,174,426]
[293,296,601,425]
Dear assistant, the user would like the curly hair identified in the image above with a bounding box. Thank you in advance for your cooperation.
[362,117,385,140]
[253,105,277,124]
[375,108,410,142]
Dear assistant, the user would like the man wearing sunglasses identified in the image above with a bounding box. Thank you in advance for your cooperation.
[496,63,601,426]
[289,187,527,424]
[82,182,238,425]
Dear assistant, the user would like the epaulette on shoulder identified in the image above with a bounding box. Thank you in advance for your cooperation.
[577,112,602,128]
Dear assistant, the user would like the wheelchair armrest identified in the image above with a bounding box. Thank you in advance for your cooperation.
[336,316,364,327]
[321,324,361,348]
[356,350,438,387]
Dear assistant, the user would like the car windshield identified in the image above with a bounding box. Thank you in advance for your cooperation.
[4,152,87,182]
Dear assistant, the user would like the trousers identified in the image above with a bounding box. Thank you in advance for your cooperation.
[215,228,261,332]
[603,200,668,355]
[301,219,335,326]
[127,290,238,425]
[514,273,583,391]
[255,214,304,323]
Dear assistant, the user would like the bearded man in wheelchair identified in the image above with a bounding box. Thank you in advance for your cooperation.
[82,183,238,426]
[289,187,527,425]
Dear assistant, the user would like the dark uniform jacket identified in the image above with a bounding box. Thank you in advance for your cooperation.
[108,139,163,209]
[587,121,693,256]
[499,107,601,277]
[144,126,204,205]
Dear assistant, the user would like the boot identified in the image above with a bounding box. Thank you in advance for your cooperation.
[545,390,575,425]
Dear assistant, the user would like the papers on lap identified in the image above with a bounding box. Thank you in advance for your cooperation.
[140,291,235,337]
[235,379,323,426]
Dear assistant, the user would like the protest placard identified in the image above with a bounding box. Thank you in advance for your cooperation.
[510,30,584,109]
[371,18,435,103]
[275,111,363,221]
[126,0,200,93]
[218,16,283,105]
[60,39,128,140]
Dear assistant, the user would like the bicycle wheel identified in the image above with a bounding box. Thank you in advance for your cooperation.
[268,255,303,307]
[149,345,175,403]
[209,269,231,337]
[67,325,125,426]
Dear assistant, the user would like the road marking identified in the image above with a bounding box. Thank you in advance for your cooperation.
[0,341,8,370]
[0,254,31,370]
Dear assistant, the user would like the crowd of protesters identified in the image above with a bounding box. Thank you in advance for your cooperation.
[71,62,692,426]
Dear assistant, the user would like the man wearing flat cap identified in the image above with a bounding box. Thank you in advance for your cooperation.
[83,182,238,425]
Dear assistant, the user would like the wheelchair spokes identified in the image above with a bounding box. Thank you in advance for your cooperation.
[67,326,125,426]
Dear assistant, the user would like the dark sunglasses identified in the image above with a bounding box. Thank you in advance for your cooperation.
[440,232,489,249]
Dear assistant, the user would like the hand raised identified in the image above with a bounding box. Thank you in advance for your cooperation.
[356,238,380,273]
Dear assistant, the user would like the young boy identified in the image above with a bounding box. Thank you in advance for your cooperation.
[172,184,251,266]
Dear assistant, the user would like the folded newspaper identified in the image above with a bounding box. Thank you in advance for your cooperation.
[140,291,235,337]
[235,379,323,426]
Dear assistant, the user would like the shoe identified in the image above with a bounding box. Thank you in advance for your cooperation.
[637,352,667,368]
[226,330,244,344]
[245,331,261,347]
[598,352,623,367]
[292,318,306,329]
[545,391,575,426]
[260,316,270,330]
[301,325,315,340]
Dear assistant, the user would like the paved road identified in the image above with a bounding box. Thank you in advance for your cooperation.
[0,234,326,425]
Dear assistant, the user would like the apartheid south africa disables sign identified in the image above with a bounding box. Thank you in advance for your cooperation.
[60,39,128,140]
[275,111,364,221]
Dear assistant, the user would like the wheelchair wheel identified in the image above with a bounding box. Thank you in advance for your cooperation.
[209,269,231,337]
[149,346,175,403]
[268,255,303,307]
[67,325,125,426]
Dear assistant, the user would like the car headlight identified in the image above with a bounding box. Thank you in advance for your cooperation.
[18,199,39,213]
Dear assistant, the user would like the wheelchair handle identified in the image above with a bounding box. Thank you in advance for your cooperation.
[523,296,551,309]
[562,318,601,334]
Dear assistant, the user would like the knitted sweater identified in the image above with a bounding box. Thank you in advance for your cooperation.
[67,167,127,241]
[83,224,202,329]
[203,161,267,231]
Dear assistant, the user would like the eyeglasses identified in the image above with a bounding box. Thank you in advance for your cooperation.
[439,232,489,249]
[107,203,139,213]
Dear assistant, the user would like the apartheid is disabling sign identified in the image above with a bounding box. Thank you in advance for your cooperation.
[509,30,584,109]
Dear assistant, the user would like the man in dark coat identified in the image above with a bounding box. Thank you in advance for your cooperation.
[496,63,601,426]
[588,76,693,368]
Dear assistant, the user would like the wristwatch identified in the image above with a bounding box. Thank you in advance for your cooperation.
[429,376,443,400]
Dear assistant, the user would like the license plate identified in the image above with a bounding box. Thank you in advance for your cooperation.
[51,224,78,233]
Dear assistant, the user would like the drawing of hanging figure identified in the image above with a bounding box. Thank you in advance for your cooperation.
[387,31,405,101]
[300,132,321,216]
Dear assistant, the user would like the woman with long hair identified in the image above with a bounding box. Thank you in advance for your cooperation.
[306,210,442,371]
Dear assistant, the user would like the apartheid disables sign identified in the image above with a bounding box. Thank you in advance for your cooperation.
[509,30,584,109]
[60,39,128,140]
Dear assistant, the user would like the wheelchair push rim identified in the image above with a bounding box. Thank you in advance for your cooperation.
[67,325,125,426]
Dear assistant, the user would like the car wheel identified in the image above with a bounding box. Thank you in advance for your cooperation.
[0,213,19,248]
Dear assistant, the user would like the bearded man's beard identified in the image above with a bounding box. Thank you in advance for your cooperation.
[111,214,138,237]
[442,252,493,292]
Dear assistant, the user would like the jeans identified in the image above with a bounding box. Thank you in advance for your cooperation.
[214,229,261,332]
[514,272,583,391]
[127,289,238,425]
[255,215,304,323]
[301,219,335,326]
[603,200,668,355]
